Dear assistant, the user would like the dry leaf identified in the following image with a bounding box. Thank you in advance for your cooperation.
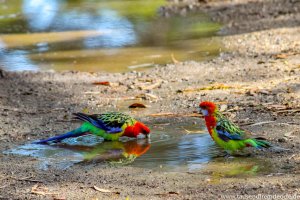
[245,89,259,96]
[284,131,295,138]
[219,104,228,112]
[144,93,158,99]
[129,103,147,108]
[93,81,110,86]
[31,184,57,196]
[82,107,89,114]
[274,54,288,59]
[93,186,113,193]
[257,61,265,64]
[168,191,180,195]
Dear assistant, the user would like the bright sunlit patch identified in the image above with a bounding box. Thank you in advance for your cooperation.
[23,0,59,30]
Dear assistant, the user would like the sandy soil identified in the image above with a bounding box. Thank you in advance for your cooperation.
[0,0,300,199]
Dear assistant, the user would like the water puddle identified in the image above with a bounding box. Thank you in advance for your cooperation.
[4,121,274,177]
[0,0,222,72]
[4,122,215,170]
[201,157,273,182]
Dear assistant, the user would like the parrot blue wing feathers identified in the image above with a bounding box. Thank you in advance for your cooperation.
[216,129,243,141]
[107,127,123,133]
[73,113,110,131]
[215,112,245,142]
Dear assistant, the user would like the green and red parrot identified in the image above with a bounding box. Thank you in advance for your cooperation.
[199,101,271,154]
[35,112,150,144]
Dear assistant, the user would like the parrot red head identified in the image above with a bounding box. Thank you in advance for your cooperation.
[123,121,150,139]
[199,101,217,116]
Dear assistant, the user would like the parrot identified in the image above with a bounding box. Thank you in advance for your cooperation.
[34,112,150,144]
[198,101,271,154]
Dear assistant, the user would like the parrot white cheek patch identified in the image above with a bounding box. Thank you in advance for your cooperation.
[201,109,209,116]
[137,134,146,139]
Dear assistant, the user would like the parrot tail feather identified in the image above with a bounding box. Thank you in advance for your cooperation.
[33,127,86,144]
[73,113,91,122]
[245,138,272,149]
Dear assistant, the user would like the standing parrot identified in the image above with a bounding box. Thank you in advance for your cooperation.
[199,101,271,154]
[34,112,150,144]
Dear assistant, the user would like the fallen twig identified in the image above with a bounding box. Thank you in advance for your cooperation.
[242,121,298,127]
[0,184,11,189]
[10,176,43,183]
[171,53,180,64]
[275,109,300,114]
[93,186,112,193]
[247,121,275,127]
[93,186,120,194]
[177,84,242,93]
[182,127,206,134]
[138,81,162,90]
[155,191,180,196]
[148,113,202,117]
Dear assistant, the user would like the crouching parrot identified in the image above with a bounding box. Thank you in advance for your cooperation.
[34,112,150,144]
[199,101,271,154]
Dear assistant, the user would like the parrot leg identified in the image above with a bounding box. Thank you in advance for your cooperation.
[224,151,235,159]
[222,151,250,159]
[211,151,231,159]
[228,151,252,157]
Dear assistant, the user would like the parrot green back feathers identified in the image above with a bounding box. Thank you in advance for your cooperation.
[215,111,246,139]
[92,112,137,128]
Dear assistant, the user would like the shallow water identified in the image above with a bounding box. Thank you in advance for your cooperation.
[0,0,221,72]
[4,123,214,170]
[4,121,274,177]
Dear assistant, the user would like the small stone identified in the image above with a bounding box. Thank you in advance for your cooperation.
[278,137,287,143]
[128,85,135,89]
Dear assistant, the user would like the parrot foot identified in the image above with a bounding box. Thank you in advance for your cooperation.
[216,151,251,159]
[211,152,233,159]
[224,153,235,159]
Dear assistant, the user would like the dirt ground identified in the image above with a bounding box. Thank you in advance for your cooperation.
[0,0,300,199]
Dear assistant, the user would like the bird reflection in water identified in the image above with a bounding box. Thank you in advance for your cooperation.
[55,139,151,165]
